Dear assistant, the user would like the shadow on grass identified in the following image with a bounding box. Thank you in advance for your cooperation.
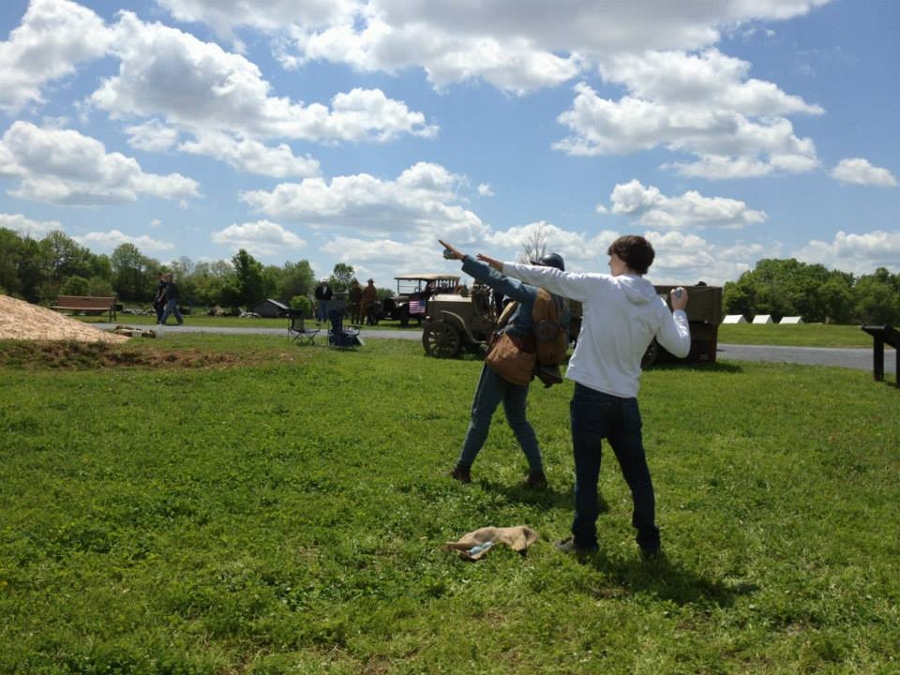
[581,551,758,608]
[479,480,611,515]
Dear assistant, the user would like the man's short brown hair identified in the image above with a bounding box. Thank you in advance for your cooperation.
[607,235,655,275]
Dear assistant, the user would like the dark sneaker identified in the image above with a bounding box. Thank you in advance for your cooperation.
[524,470,548,489]
[449,465,471,484]
[554,537,597,560]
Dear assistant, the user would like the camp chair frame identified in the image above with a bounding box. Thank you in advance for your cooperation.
[288,312,320,345]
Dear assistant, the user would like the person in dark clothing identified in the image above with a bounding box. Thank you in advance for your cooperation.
[314,279,333,324]
[152,273,166,323]
[440,239,569,489]
[158,273,184,325]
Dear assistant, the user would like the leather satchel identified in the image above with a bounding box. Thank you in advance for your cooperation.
[484,331,536,386]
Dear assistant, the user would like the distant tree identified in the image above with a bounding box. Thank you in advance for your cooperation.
[724,258,855,323]
[59,276,90,296]
[852,268,900,325]
[330,263,355,293]
[39,230,96,299]
[519,222,548,264]
[110,243,152,302]
[290,295,312,317]
[0,228,24,297]
[232,249,267,308]
[277,260,315,304]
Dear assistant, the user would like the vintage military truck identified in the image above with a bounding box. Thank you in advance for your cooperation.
[421,283,496,358]
[382,274,461,327]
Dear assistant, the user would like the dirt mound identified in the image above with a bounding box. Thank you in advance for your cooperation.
[0,295,129,344]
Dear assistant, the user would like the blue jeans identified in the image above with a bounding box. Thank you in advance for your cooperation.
[457,365,542,472]
[160,299,183,325]
[569,383,660,552]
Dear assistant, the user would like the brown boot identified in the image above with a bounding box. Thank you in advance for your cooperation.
[524,470,548,489]
[449,465,472,484]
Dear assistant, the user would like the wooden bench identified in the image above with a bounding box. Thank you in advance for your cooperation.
[51,295,117,321]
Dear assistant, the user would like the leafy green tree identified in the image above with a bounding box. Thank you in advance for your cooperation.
[59,276,90,296]
[39,230,96,294]
[277,260,315,304]
[232,249,267,309]
[330,263,355,293]
[0,228,24,297]
[852,268,900,325]
[110,243,153,302]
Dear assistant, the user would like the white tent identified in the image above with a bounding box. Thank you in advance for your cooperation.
[722,314,747,324]
[753,314,774,324]
[780,316,804,324]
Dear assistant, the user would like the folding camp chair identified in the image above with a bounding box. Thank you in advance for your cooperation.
[327,308,364,349]
[288,311,320,345]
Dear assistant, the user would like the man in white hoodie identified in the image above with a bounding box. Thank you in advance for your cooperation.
[478,235,690,559]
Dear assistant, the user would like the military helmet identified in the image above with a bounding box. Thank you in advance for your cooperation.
[531,252,565,271]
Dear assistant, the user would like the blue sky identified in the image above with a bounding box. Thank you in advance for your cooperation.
[1,0,897,286]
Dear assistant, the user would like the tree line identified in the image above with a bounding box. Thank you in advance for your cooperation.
[1,227,897,325]
[0,228,374,315]
[722,258,900,325]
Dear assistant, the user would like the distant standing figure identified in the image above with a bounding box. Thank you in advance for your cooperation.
[348,279,363,324]
[361,279,378,325]
[152,273,166,323]
[158,273,184,326]
[314,279,333,324]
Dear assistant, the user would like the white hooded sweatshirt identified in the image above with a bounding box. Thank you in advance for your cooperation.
[503,262,690,398]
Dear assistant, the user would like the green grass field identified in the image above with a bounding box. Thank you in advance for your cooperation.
[1,333,897,673]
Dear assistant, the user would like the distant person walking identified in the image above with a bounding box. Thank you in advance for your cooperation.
[482,235,690,559]
[152,273,166,323]
[158,273,184,326]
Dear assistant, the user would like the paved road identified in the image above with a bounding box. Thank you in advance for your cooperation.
[105,323,895,375]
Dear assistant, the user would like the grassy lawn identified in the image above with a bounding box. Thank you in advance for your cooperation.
[1,334,897,673]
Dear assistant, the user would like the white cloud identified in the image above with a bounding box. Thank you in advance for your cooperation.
[126,121,180,153]
[555,49,823,178]
[477,184,494,197]
[0,121,201,205]
[0,0,113,113]
[240,162,489,241]
[90,12,437,144]
[172,0,835,93]
[211,219,307,256]
[179,132,320,178]
[794,230,900,275]
[831,158,898,187]
[0,212,61,238]
[604,180,767,229]
[76,229,175,252]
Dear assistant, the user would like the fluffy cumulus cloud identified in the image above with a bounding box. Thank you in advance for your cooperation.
[794,231,900,275]
[0,122,200,205]
[160,0,832,93]
[90,12,436,144]
[555,50,823,178]
[240,162,490,241]
[830,159,898,187]
[603,180,767,229]
[0,211,61,238]
[211,220,306,256]
[0,0,113,113]
[76,229,175,252]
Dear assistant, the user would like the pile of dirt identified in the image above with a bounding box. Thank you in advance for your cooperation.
[0,295,129,344]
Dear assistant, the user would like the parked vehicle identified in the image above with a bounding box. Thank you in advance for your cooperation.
[421,283,495,358]
[382,274,461,327]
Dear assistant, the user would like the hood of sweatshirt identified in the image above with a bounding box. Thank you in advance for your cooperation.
[616,275,656,305]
